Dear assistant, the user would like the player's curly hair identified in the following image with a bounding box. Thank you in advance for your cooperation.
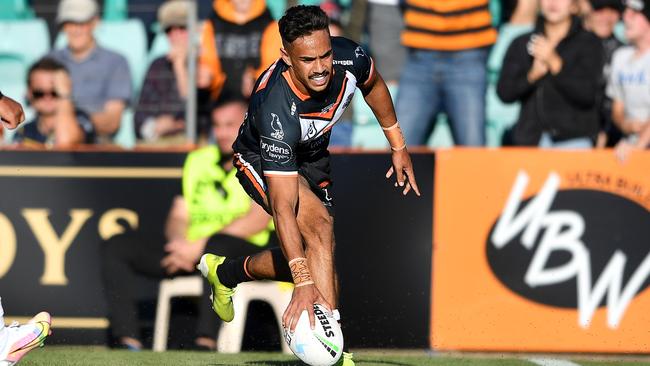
[279,5,329,44]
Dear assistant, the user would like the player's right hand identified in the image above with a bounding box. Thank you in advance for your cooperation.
[283,284,331,333]
[387,148,421,196]
[0,95,25,130]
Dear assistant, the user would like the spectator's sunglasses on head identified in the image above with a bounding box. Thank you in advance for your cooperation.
[32,90,60,100]
[165,25,187,33]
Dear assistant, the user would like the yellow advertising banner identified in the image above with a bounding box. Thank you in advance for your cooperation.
[432,148,650,353]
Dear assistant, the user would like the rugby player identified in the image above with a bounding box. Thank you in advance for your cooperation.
[198,6,419,364]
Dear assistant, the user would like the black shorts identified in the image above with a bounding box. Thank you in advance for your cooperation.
[233,152,335,216]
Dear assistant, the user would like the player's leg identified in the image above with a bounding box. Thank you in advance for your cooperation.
[294,176,337,308]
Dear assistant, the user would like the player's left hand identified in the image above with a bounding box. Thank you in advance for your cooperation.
[386,148,421,196]
[161,239,204,274]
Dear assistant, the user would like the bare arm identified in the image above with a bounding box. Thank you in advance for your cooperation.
[164,195,189,241]
[612,99,644,135]
[91,100,125,136]
[267,175,303,261]
[635,122,650,148]
[361,71,421,196]
[219,202,271,240]
[53,70,84,147]
[54,99,84,147]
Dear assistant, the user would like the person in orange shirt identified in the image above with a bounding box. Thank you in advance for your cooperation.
[198,0,282,101]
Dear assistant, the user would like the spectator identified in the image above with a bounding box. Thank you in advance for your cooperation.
[101,97,274,351]
[366,0,405,86]
[134,0,190,145]
[14,58,94,148]
[584,0,625,147]
[198,0,282,101]
[127,0,213,45]
[497,0,603,148]
[395,0,497,146]
[50,0,133,144]
[607,0,650,153]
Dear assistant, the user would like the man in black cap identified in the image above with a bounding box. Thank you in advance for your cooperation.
[584,0,625,147]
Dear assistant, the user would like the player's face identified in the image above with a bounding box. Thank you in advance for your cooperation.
[212,102,247,155]
[285,29,333,94]
[28,70,59,117]
[63,18,97,52]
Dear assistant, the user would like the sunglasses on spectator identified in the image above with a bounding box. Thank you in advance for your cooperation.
[32,90,59,99]
[165,25,187,33]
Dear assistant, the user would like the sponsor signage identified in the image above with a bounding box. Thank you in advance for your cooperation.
[432,149,650,353]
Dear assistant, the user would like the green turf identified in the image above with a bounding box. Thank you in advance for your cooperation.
[16,347,650,366]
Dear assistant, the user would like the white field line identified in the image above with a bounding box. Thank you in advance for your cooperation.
[528,358,582,366]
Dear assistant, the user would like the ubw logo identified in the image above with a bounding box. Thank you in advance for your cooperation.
[488,171,650,329]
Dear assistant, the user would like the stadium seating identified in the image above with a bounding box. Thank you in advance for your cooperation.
[485,23,534,146]
[55,19,148,93]
[114,108,136,148]
[0,54,28,111]
[147,31,170,65]
[352,85,455,148]
[266,0,287,20]
[0,19,50,68]
[103,0,128,21]
[0,0,35,20]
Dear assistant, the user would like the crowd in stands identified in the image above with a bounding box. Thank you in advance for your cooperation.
[2,0,650,155]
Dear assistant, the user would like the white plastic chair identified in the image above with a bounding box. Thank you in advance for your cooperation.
[217,281,293,354]
[153,277,293,354]
[153,276,203,352]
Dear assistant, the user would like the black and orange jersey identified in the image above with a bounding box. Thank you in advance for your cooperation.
[402,0,497,51]
[233,36,373,177]
[199,0,282,99]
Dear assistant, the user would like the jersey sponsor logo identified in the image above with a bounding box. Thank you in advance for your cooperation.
[270,113,284,140]
[333,59,353,66]
[260,136,292,164]
[354,46,365,58]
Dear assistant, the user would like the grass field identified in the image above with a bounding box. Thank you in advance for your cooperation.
[17,347,650,366]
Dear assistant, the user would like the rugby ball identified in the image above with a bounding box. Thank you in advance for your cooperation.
[283,304,344,366]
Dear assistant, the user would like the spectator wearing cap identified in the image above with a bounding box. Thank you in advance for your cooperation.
[134,0,190,145]
[608,0,650,158]
[14,57,94,148]
[197,0,282,101]
[497,0,604,148]
[583,0,625,148]
[50,0,133,144]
